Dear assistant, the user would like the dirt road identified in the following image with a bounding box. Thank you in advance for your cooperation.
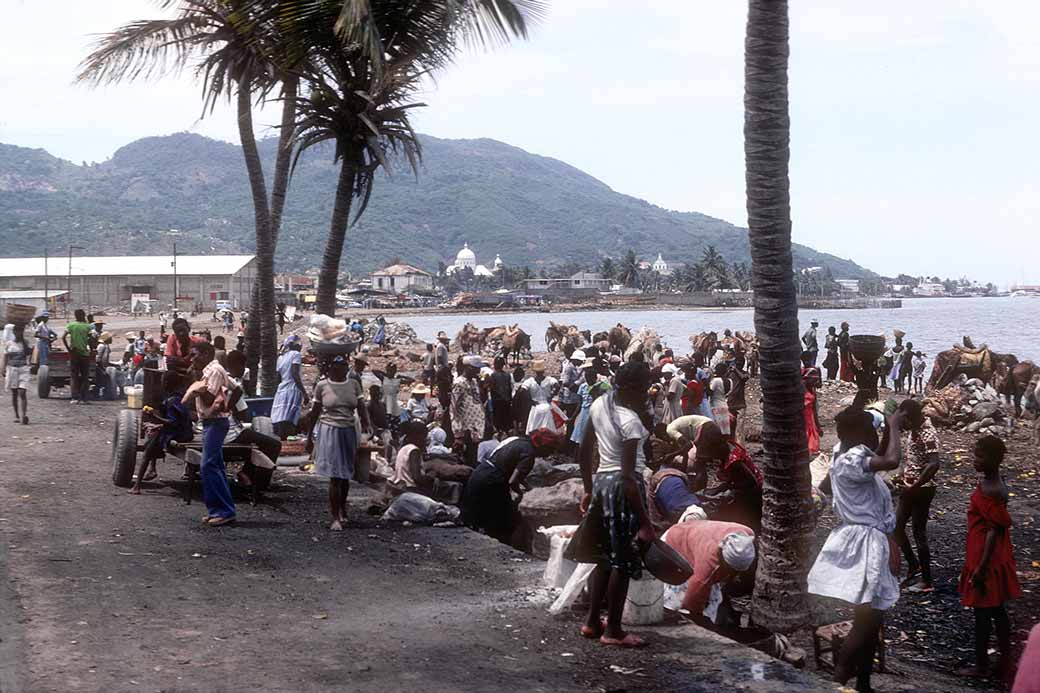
[0,392,834,692]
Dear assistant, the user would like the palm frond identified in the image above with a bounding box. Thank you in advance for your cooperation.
[77,14,216,85]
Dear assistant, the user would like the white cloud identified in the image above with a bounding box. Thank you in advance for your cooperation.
[0,0,1036,283]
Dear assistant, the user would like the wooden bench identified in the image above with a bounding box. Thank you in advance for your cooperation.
[176,443,276,507]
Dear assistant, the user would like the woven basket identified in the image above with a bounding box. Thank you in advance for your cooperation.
[4,304,37,325]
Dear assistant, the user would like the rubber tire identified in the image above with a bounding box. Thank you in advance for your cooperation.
[111,408,141,487]
[37,365,50,399]
[105,367,118,401]
[252,415,274,437]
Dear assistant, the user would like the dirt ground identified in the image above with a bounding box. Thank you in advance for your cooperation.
[5,314,1033,692]
[742,378,1039,691]
[0,387,839,693]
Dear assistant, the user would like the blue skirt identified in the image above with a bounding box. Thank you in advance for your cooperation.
[313,423,357,480]
[271,382,303,425]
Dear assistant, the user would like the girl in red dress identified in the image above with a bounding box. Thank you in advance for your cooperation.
[958,435,1022,682]
[801,363,822,457]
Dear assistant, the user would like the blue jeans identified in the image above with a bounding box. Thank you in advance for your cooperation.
[201,418,235,519]
[37,339,49,366]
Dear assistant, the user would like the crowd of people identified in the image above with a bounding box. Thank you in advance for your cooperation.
[2,307,1032,690]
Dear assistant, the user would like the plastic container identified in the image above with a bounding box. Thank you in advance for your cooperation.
[126,385,144,409]
[244,397,274,421]
[641,539,694,585]
[622,576,665,625]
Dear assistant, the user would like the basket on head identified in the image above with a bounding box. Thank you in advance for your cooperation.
[849,335,886,362]
[4,304,37,326]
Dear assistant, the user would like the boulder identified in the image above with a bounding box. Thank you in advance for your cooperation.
[980,417,996,428]
[965,421,983,433]
[527,460,582,488]
[519,478,584,529]
[965,378,984,389]
[972,402,1001,422]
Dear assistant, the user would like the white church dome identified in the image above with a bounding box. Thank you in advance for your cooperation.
[455,243,476,265]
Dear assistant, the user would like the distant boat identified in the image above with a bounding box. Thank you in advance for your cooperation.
[1010,290,1039,298]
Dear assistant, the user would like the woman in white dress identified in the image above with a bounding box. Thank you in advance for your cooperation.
[522,360,559,433]
[808,405,906,692]
[708,362,731,435]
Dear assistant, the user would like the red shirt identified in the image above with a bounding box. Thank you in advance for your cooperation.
[165,334,203,360]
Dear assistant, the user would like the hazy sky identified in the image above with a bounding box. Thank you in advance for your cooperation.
[1,1,1038,284]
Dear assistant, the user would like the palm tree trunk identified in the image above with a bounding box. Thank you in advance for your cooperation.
[315,158,356,316]
[245,74,298,391]
[745,0,814,633]
[235,82,278,395]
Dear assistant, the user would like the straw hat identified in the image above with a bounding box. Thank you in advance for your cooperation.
[436,331,450,341]
[411,384,430,395]
[531,359,546,373]
[124,331,136,341]
[99,331,112,343]
[578,358,596,370]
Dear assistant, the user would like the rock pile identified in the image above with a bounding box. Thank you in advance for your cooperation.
[365,321,422,346]
[924,375,1011,437]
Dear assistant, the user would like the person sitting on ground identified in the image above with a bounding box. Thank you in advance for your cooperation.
[958,435,1022,684]
[647,445,705,534]
[663,520,755,625]
[565,362,655,648]
[461,428,562,552]
[4,323,31,425]
[808,405,906,693]
[132,370,193,494]
[425,426,454,458]
[894,398,942,593]
[402,384,431,425]
[386,419,431,497]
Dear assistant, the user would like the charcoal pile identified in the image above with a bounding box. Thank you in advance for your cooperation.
[364,320,422,346]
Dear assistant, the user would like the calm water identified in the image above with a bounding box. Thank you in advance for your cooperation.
[397,297,1040,366]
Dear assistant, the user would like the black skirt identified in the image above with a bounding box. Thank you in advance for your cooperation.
[461,463,514,537]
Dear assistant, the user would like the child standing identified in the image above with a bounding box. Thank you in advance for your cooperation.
[912,351,926,395]
[958,435,1022,683]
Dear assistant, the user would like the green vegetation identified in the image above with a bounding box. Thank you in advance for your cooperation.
[0,133,872,279]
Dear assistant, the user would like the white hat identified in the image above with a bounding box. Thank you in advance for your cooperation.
[662,363,678,375]
[462,354,485,368]
[720,533,756,571]
[571,349,586,362]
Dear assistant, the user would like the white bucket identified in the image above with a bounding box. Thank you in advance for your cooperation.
[622,576,665,625]
[126,385,144,410]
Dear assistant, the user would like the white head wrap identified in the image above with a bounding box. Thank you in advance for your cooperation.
[720,532,756,572]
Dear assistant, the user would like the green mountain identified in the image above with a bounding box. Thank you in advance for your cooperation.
[0,132,872,278]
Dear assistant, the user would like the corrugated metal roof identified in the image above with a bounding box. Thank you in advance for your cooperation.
[0,255,254,278]
[0,290,69,299]
[372,263,432,277]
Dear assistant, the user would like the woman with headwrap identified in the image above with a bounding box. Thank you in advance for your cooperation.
[461,428,562,551]
[271,334,309,440]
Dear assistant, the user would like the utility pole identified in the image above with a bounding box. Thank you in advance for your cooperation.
[66,245,85,318]
[172,242,179,317]
[44,248,49,305]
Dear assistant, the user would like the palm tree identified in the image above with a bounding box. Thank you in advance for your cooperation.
[599,257,616,280]
[281,0,546,315]
[616,249,640,288]
[744,0,814,632]
[78,0,296,394]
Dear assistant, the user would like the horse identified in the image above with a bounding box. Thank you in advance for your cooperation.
[454,323,482,354]
[689,331,719,365]
[500,325,531,364]
[608,324,631,355]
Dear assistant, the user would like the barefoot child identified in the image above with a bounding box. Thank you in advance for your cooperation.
[958,435,1022,683]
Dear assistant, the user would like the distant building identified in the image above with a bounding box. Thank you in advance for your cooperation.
[275,273,317,291]
[446,243,496,278]
[652,254,671,276]
[836,279,861,294]
[0,290,69,314]
[914,282,945,297]
[0,255,255,311]
[523,271,612,296]
[370,263,435,293]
